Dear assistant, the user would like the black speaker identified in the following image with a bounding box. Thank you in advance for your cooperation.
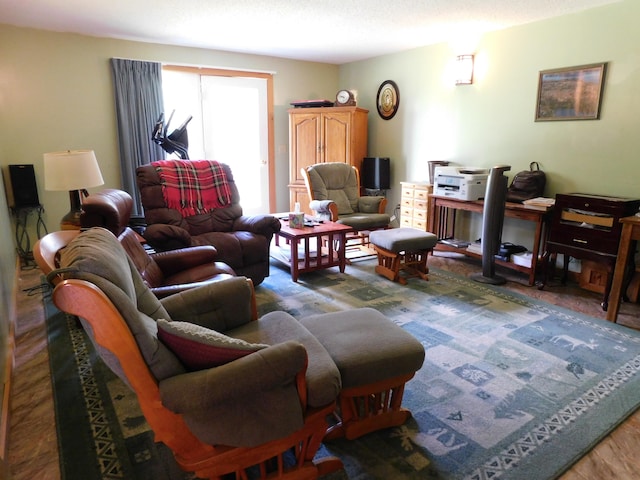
[361,157,391,190]
[8,164,40,207]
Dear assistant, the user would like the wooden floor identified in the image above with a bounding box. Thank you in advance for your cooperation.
[6,254,640,480]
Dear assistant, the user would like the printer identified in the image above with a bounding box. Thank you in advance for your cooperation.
[433,166,489,201]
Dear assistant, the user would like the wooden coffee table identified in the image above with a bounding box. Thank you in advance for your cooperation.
[271,218,354,282]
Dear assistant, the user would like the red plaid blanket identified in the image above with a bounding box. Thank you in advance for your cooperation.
[153,159,232,216]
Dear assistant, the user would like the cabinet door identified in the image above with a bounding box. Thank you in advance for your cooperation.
[322,112,351,164]
[289,186,312,215]
[290,113,321,184]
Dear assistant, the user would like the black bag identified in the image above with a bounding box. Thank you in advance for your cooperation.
[506,162,546,203]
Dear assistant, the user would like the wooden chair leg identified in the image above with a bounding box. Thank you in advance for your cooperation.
[374,246,402,283]
[324,373,416,441]
[402,250,430,281]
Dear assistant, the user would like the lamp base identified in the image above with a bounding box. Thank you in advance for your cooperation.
[60,190,83,230]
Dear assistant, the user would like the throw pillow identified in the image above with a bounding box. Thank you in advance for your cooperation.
[157,319,269,370]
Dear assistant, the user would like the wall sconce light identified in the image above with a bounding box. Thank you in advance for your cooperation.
[43,149,104,230]
[455,54,475,85]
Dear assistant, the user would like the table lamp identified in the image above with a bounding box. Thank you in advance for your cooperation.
[43,150,104,230]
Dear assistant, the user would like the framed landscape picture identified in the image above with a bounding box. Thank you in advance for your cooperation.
[535,62,607,121]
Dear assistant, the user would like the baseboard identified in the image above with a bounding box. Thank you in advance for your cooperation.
[0,257,19,462]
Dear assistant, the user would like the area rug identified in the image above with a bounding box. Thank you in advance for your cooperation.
[45,259,640,479]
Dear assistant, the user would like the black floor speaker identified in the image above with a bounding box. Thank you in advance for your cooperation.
[362,157,391,190]
[7,164,40,208]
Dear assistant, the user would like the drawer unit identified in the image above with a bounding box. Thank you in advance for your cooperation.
[548,194,640,259]
[400,182,432,230]
[543,193,640,310]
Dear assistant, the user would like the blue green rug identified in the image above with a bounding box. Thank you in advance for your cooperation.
[46,259,640,479]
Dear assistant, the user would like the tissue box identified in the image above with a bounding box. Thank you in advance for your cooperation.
[289,213,305,229]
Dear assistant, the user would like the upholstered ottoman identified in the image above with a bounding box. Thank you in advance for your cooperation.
[300,308,425,440]
[369,228,438,284]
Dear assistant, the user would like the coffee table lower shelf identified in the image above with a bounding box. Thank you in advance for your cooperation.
[271,220,353,282]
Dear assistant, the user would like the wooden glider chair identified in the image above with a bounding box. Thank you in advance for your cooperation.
[35,227,344,479]
[80,188,235,298]
[33,230,80,284]
[301,163,390,257]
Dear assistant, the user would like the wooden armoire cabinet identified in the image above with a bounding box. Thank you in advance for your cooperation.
[288,106,368,213]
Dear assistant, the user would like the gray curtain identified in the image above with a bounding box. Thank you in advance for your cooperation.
[110,58,165,217]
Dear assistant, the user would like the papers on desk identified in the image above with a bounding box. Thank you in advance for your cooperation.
[522,197,555,210]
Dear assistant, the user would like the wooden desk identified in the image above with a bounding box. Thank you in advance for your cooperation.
[271,219,353,282]
[427,195,553,286]
[606,215,640,322]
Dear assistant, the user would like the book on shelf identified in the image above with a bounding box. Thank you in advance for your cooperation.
[466,241,482,255]
[439,238,470,248]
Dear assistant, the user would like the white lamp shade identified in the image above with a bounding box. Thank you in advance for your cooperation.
[44,150,104,191]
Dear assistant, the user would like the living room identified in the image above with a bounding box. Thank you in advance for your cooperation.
[2,0,640,478]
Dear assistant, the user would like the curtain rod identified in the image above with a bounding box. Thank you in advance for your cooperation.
[110,57,276,75]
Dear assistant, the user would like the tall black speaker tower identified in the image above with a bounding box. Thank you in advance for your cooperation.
[471,165,511,285]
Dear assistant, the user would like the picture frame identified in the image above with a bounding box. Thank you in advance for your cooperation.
[535,62,607,121]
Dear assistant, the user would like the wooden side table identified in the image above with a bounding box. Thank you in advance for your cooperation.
[606,215,640,322]
[427,195,552,286]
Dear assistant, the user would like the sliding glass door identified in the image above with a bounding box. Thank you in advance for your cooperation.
[162,68,271,215]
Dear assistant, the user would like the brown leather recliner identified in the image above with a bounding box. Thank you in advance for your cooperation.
[136,160,281,286]
[81,188,236,298]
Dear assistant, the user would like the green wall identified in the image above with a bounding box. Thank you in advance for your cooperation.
[0,25,339,230]
[340,0,640,245]
[0,2,638,431]
[2,0,637,457]
[1,0,639,249]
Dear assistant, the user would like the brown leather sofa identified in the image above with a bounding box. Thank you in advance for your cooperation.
[80,188,235,298]
[136,160,281,286]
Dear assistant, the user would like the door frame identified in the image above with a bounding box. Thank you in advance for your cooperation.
[163,65,276,212]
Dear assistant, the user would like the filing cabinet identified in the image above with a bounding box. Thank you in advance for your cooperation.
[400,182,432,230]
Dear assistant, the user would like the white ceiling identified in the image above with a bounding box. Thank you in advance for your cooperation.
[0,0,621,64]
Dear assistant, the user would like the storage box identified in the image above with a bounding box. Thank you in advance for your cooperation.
[512,251,533,268]
[579,260,609,294]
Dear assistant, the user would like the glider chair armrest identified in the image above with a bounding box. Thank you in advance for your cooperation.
[160,276,257,331]
[150,246,218,274]
[159,340,307,411]
[159,341,309,447]
[309,200,339,222]
[357,196,388,214]
[144,224,193,250]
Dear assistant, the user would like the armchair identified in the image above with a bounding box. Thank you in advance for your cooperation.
[302,163,390,231]
[81,189,235,298]
[136,160,281,286]
[38,227,343,479]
